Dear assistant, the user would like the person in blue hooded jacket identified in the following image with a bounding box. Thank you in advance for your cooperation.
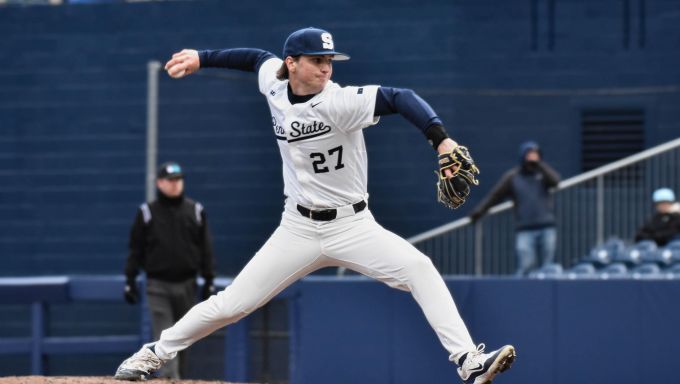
[470,141,561,276]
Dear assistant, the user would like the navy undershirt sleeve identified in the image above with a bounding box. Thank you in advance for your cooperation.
[374,87,444,135]
[198,48,276,73]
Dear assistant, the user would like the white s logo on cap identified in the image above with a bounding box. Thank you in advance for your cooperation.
[321,32,334,49]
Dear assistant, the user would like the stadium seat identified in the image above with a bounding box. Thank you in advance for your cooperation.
[584,245,613,266]
[641,249,671,266]
[663,240,680,264]
[604,237,626,255]
[598,263,629,279]
[614,240,657,267]
[529,263,564,279]
[583,238,626,267]
[631,263,663,279]
[565,263,598,279]
[664,263,680,279]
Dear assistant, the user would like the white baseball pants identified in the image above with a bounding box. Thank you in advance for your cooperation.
[154,201,475,362]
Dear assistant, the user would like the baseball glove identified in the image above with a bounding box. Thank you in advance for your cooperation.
[436,145,480,209]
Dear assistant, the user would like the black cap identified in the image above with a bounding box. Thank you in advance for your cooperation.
[157,162,184,179]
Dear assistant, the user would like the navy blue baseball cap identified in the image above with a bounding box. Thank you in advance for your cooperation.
[157,162,184,179]
[282,27,350,61]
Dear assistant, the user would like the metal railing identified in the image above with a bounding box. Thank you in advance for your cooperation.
[408,137,680,275]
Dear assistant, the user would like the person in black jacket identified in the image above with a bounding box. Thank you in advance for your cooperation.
[123,161,216,379]
[635,188,680,246]
[470,141,561,276]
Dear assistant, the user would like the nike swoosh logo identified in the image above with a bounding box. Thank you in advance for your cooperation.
[311,101,323,108]
[469,363,484,372]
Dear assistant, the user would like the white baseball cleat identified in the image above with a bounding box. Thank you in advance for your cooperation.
[457,343,516,384]
[114,343,164,381]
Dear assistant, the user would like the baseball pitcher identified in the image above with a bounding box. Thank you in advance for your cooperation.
[114,27,515,384]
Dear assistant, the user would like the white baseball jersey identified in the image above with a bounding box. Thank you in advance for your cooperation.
[258,58,380,208]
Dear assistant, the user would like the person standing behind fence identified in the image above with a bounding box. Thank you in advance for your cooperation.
[469,141,561,276]
[123,161,216,379]
[635,188,680,246]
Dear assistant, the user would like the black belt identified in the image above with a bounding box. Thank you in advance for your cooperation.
[297,200,367,221]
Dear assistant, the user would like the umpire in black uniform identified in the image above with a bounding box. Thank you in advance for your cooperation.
[123,161,216,379]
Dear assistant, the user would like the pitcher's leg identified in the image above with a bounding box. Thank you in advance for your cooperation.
[155,220,323,361]
[324,213,475,361]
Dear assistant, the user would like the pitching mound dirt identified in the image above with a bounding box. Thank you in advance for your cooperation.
[0,377,245,384]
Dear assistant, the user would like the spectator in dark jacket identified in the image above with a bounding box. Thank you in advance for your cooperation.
[635,188,680,246]
[124,161,216,379]
[470,141,561,276]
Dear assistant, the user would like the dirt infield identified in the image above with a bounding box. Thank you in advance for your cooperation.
[0,377,245,384]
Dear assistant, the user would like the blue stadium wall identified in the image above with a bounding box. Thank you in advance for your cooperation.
[1,0,679,276]
[3,276,680,383]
